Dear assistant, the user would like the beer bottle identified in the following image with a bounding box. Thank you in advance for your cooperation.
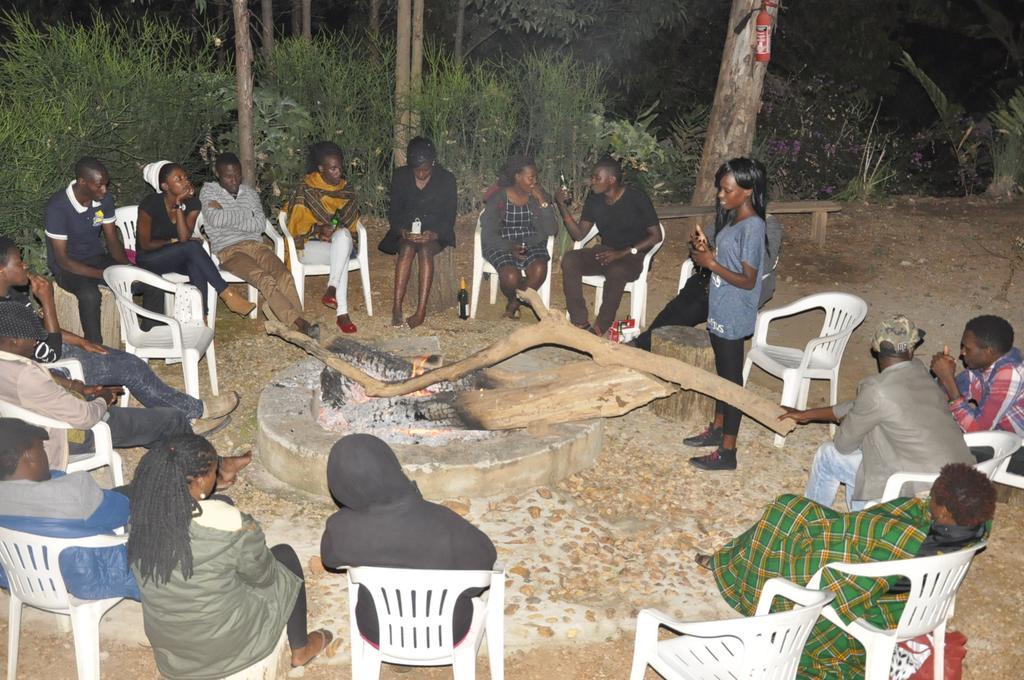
[458,277,470,320]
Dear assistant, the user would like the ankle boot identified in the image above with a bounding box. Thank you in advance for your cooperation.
[220,288,256,316]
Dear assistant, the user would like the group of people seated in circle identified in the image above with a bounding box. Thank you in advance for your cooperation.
[1,136,1022,678]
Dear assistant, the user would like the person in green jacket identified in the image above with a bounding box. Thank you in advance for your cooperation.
[127,434,333,678]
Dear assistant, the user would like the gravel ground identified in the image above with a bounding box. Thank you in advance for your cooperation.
[2,196,1023,678]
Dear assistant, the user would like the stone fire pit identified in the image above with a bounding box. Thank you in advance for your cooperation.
[256,344,604,498]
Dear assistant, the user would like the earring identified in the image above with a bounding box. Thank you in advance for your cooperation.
[200,492,207,499]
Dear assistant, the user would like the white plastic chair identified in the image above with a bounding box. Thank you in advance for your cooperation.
[873,430,1024,502]
[629,577,834,680]
[114,205,219,330]
[470,213,555,318]
[0,527,128,680]
[807,542,985,680]
[277,211,374,316]
[103,265,217,399]
[0,360,124,485]
[743,292,868,447]
[196,214,286,320]
[572,222,665,328]
[346,566,505,680]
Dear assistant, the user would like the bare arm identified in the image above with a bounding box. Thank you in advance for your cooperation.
[48,238,104,278]
[101,222,129,264]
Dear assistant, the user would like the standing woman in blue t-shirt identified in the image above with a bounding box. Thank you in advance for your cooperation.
[684,158,768,471]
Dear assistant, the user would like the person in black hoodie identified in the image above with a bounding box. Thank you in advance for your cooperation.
[319,434,497,647]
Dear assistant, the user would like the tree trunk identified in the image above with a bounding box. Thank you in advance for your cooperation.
[370,0,382,35]
[301,0,312,39]
[454,0,467,63]
[411,245,457,316]
[409,0,424,129]
[260,0,274,59]
[650,325,716,425]
[290,0,301,36]
[692,0,780,204]
[232,0,257,186]
[394,0,412,166]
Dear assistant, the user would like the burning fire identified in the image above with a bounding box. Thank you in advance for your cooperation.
[408,355,438,397]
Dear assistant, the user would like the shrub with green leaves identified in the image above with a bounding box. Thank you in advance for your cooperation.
[0,13,230,269]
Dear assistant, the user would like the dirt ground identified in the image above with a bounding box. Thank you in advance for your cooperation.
[2,195,1023,679]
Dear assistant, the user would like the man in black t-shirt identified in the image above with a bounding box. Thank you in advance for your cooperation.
[556,157,662,335]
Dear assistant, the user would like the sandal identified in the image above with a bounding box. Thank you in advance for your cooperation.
[694,553,713,571]
[292,629,335,668]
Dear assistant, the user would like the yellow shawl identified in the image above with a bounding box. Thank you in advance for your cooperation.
[285,172,359,239]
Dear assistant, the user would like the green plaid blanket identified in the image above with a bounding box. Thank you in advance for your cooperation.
[711,494,932,679]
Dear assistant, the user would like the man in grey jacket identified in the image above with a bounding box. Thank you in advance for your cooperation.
[199,152,318,339]
[782,314,973,510]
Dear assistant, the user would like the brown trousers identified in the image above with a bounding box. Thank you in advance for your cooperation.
[561,247,644,331]
[217,240,305,325]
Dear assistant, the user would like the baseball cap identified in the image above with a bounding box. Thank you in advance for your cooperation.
[871,314,925,356]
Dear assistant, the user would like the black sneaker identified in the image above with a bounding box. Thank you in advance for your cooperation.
[683,424,723,448]
[689,447,737,471]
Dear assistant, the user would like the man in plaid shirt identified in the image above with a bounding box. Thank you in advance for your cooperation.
[931,315,1024,474]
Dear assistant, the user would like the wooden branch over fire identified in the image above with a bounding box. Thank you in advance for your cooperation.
[264,290,796,436]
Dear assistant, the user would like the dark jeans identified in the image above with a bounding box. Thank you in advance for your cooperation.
[710,333,746,438]
[53,254,165,340]
[270,544,309,649]
[633,272,710,351]
[136,240,228,315]
[562,247,644,332]
[62,344,203,419]
[70,406,191,455]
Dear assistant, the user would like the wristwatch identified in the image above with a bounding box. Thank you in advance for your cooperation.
[629,247,638,255]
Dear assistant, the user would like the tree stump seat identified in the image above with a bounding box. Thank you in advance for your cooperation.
[53,283,121,348]
[650,325,716,425]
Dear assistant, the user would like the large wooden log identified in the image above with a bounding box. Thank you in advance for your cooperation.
[650,326,716,425]
[455,363,674,430]
[264,290,796,436]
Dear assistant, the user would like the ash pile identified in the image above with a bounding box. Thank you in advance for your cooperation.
[316,338,499,446]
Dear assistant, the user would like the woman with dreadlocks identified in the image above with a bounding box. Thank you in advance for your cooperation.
[128,434,333,677]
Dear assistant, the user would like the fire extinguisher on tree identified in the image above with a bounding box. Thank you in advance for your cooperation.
[755,0,775,63]
[735,0,777,64]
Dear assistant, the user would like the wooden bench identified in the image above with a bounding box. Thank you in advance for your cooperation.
[656,200,842,245]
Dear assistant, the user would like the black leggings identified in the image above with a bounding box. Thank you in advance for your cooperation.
[710,333,746,438]
[634,273,709,351]
[271,544,309,649]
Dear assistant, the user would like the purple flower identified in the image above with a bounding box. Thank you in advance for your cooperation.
[821,185,834,195]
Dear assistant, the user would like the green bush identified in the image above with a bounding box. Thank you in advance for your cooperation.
[259,35,395,216]
[0,12,230,269]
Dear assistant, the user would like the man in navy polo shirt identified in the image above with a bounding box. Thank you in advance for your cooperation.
[44,157,130,343]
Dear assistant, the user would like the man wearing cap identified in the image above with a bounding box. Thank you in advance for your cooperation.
[198,152,320,339]
[782,315,973,510]
[0,300,193,470]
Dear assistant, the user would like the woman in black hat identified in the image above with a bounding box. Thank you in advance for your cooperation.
[380,136,458,329]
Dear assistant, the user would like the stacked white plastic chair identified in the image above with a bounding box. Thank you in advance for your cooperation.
[0,527,128,680]
[346,566,505,680]
[470,212,554,318]
[572,222,665,328]
[743,292,868,447]
[807,543,986,680]
[277,211,374,316]
[629,577,834,680]
[104,265,217,399]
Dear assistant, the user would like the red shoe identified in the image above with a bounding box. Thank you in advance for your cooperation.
[336,317,357,334]
[321,294,337,309]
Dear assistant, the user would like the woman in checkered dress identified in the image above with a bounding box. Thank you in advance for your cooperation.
[480,156,559,318]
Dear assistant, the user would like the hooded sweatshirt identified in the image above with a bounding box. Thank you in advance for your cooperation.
[320,434,497,645]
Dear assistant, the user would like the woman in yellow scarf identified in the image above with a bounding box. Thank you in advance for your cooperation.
[284,142,360,333]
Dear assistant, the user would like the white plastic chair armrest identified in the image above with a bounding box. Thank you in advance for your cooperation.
[678,258,694,292]
[754,577,834,615]
[636,608,745,639]
[754,296,827,345]
[263,219,285,260]
[879,472,940,501]
[572,225,600,250]
[49,359,84,381]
